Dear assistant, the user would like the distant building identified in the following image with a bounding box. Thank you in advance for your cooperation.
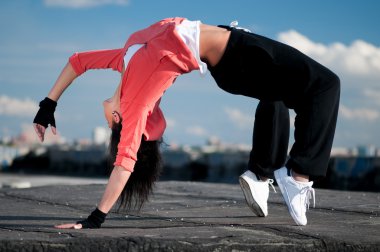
[331,146,379,157]
[47,144,108,175]
[92,127,110,145]
[162,148,192,169]
[331,147,357,157]
[0,145,19,170]
[356,145,377,157]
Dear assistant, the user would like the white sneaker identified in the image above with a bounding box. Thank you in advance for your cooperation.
[274,167,315,226]
[239,170,276,217]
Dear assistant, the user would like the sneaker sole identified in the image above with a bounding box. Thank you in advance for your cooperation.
[274,170,305,226]
[239,176,265,217]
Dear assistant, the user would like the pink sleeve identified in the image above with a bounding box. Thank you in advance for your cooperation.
[113,101,166,172]
[113,103,149,172]
[144,99,166,141]
[69,48,125,76]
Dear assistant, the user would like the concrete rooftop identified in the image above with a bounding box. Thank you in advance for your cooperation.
[0,174,379,251]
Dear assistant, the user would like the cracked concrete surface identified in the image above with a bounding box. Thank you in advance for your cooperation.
[0,180,379,251]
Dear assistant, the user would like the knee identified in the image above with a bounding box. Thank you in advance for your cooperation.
[326,70,341,94]
[257,101,289,119]
[331,71,340,90]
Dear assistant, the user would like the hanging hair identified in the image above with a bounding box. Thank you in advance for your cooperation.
[108,120,163,212]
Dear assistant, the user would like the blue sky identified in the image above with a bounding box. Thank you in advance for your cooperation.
[1,0,380,148]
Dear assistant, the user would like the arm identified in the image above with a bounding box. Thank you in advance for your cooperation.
[97,166,131,213]
[69,48,125,75]
[46,47,125,102]
[47,62,78,101]
[48,48,126,101]
[34,48,125,142]
[56,166,131,229]
[33,62,78,141]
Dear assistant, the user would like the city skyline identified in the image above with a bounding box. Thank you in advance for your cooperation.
[1,0,380,148]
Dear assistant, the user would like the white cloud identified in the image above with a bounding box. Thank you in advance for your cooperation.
[363,88,380,106]
[277,30,380,79]
[166,118,176,128]
[0,96,38,117]
[289,112,295,130]
[224,107,252,129]
[44,0,129,8]
[339,104,379,121]
[185,125,208,137]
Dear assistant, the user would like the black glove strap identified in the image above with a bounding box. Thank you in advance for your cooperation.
[39,97,57,111]
[77,208,107,229]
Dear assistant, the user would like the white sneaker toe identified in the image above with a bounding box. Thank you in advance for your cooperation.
[274,167,315,226]
[239,170,275,217]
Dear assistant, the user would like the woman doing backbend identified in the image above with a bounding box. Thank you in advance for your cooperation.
[33,17,340,228]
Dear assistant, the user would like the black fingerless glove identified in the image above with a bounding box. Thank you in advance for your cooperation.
[77,208,107,229]
[33,97,57,128]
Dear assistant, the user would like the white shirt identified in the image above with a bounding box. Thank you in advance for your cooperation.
[124,19,208,75]
[175,19,208,76]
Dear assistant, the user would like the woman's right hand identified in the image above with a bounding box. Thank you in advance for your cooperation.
[55,223,83,229]
[55,209,107,229]
[33,97,57,142]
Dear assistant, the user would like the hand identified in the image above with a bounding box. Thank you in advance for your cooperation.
[56,209,107,229]
[55,223,83,229]
[33,97,57,142]
[33,123,57,142]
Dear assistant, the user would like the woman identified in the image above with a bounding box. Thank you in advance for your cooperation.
[33,17,340,228]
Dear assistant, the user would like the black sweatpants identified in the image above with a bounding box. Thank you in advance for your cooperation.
[208,26,340,178]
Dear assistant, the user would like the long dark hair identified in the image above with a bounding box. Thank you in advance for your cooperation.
[108,120,163,212]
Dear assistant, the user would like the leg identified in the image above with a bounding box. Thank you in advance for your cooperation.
[287,72,341,178]
[248,101,290,179]
[209,28,340,176]
[239,101,289,217]
[275,68,340,225]
[210,27,340,224]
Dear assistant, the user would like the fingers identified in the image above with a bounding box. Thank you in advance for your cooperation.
[54,223,82,229]
[74,223,83,229]
[51,126,57,135]
[55,223,75,229]
[33,124,57,141]
[33,123,46,142]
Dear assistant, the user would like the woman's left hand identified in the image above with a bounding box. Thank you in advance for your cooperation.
[33,97,57,142]
[55,223,83,229]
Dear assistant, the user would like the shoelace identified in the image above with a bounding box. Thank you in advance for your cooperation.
[267,179,277,193]
[300,186,315,210]
[229,20,252,33]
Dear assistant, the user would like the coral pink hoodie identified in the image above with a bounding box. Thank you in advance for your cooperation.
[69,17,199,172]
